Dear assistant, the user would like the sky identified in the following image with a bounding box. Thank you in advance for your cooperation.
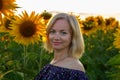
[16,0,120,20]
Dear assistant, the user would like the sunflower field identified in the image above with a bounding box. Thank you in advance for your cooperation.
[0,0,120,80]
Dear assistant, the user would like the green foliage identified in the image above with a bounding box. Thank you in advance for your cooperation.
[1,72,23,80]
[107,54,120,65]
[81,29,119,80]
[0,33,53,80]
[106,53,120,80]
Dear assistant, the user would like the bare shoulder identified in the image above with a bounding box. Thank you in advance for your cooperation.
[67,57,85,72]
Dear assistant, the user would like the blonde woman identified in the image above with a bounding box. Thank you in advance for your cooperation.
[35,13,89,80]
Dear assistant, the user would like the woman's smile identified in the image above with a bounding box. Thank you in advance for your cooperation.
[49,19,71,50]
[53,42,61,45]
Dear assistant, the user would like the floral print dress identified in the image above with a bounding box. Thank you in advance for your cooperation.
[34,64,89,80]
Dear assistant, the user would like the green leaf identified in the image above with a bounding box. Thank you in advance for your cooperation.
[107,54,120,66]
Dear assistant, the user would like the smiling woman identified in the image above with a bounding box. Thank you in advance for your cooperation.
[34,13,89,80]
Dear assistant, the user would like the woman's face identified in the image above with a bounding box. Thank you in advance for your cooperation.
[48,19,72,51]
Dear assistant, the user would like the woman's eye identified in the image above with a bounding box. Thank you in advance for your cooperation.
[61,32,67,35]
[49,30,55,34]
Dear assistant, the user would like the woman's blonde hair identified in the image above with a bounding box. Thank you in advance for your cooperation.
[44,13,85,59]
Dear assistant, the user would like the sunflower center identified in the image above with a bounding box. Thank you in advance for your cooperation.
[0,0,3,11]
[19,20,36,37]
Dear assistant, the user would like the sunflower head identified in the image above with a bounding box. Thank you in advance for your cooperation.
[41,10,52,20]
[10,11,46,46]
[80,20,97,36]
[95,16,104,26]
[0,0,18,23]
[0,15,14,33]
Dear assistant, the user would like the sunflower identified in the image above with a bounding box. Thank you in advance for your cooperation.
[113,28,120,50]
[79,16,99,36]
[40,10,52,25]
[41,10,52,20]
[0,0,18,23]
[94,16,105,30]
[0,15,14,33]
[80,20,97,36]
[10,11,46,46]
[100,18,119,34]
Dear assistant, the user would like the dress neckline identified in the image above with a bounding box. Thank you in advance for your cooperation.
[48,64,85,73]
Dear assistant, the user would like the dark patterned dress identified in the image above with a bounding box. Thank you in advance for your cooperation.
[34,64,89,80]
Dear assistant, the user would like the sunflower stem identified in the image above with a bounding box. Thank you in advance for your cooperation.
[23,45,28,80]
[39,43,43,70]
[24,46,27,65]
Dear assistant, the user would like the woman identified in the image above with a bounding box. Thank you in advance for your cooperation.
[35,13,89,80]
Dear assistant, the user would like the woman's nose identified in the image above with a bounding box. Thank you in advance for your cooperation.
[54,33,60,40]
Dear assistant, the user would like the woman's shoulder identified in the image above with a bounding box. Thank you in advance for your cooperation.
[50,57,86,73]
[65,57,85,72]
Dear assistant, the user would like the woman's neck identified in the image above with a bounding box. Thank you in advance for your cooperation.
[53,49,69,60]
[51,52,69,65]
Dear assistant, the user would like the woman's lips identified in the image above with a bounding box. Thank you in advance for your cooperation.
[53,42,61,45]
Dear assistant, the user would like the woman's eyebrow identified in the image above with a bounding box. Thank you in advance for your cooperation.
[60,30,67,31]
[50,28,55,30]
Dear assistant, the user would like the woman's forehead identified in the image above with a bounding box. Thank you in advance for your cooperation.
[53,19,69,27]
